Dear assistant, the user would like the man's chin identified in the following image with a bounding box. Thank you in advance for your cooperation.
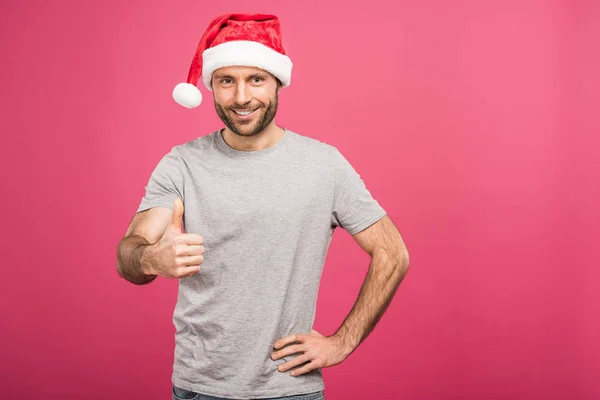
[229,123,261,137]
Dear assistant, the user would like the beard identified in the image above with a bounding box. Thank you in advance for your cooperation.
[214,90,278,138]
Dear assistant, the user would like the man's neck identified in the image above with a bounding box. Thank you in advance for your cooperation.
[221,123,285,152]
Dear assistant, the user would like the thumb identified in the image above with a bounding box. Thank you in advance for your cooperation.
[171,197,184,230]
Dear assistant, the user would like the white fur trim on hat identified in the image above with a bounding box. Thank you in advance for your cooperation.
[201,40,293,91]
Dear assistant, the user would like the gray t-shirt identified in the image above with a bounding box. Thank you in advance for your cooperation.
[136,128,386,399]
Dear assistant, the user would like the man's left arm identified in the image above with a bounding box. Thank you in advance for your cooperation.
[271,215,409,376]
[331,214,409,356]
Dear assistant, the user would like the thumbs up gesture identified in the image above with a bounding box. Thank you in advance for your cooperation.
[169,196,186,232]
[145,197,205,279]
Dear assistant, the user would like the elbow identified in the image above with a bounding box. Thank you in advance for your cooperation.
[116,261,124,279]
[115,241,127,280]
[394,248,410,274]
[374,246,409,274]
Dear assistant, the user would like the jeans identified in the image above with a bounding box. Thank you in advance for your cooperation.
[172,384,325,400]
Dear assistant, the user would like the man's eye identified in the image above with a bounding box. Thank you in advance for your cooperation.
[221,79,232,84]
[253,77,263,83]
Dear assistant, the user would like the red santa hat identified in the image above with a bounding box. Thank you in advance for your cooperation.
[172,13,293,109]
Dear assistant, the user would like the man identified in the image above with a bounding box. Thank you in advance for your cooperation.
[117,13,409,400]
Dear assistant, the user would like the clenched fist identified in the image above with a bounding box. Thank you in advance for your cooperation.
[144,197,205,279]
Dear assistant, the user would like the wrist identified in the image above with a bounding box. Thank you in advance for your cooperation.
[331,333,357,358]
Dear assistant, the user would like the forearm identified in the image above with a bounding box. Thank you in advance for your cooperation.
[116,235,157,285]
[332,250,409,357]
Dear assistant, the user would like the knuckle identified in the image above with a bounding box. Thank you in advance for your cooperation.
[173,243,184,254]
[172,234,184,244]
[184,272,194,278]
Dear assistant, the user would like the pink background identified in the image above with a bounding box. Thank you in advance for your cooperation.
[1,0,598,399]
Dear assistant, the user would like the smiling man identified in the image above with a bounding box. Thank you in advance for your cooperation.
[213,68,278,135]
[117,13,410,400]
[212,67,283,147]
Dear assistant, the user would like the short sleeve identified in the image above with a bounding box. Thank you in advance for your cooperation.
[136,146,184,213]
[331,147,387,234]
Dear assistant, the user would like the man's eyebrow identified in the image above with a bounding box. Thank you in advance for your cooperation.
[248,73,268,79]
[213,73,268,80]
[213,74,234,80]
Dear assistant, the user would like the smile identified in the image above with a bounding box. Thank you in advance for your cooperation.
[232,108,257,116]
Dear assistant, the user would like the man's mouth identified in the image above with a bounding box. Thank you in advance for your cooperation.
[232,108,258,116]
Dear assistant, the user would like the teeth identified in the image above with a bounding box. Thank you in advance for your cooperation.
[234,109,254,115]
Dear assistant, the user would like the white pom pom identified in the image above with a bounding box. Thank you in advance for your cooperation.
[172,83,202,109]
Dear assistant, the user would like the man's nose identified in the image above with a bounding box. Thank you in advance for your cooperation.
[235,82,251,105]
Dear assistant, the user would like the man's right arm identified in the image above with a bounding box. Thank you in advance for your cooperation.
[116,207,173,285]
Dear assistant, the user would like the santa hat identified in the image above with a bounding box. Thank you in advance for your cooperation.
[172,13,293,109]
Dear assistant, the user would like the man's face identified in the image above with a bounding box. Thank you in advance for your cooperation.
[212,66,280,137]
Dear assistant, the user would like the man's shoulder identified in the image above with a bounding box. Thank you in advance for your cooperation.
[170,131,217,156]
[287,130,348,170]
[286,129,338,155]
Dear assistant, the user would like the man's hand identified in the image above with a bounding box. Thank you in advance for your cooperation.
[271,329,349,377]
[143,198,205,279]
